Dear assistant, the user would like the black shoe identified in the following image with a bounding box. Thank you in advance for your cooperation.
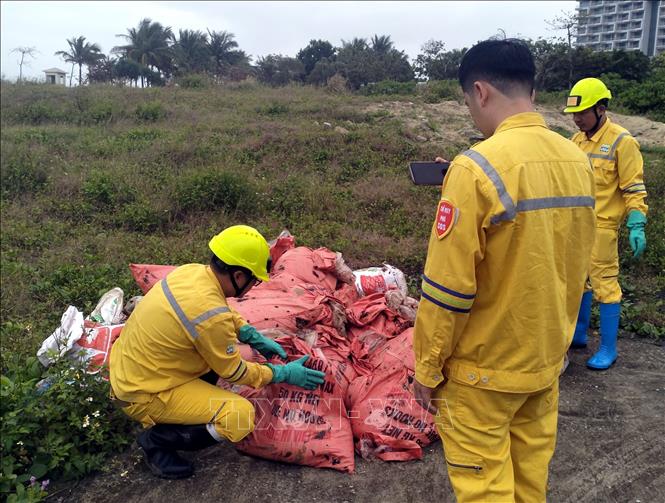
[569,341,587,349]
[137,429,193,479]
[169,424,220,451]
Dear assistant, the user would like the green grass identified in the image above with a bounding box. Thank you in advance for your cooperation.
[1,81,663,367]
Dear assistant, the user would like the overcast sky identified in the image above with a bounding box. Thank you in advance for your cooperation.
[1,0,576,80]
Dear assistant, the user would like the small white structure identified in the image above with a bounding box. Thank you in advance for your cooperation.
[43,68,67,85]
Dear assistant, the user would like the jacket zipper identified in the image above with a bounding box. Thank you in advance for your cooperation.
[446,460,483,473]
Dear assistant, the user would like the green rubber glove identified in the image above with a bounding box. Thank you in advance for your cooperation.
[266,356,326,390]
[626,210,647,258]
[237,325,287,360]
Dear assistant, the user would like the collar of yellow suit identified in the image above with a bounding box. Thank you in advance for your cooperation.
[494,112,547,135]
[205,264,228,299]
[586,115,612,143]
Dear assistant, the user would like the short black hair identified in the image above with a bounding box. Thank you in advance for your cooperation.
[458,38,535,97]
[596,98,609,108]
[210,254,252,278]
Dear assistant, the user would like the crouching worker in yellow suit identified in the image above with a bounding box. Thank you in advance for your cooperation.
[109,225,325,479]
[413,39,596,502]
[564,78,648,370]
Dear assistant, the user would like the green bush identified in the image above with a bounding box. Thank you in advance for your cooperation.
[172,171,258,216]
[256,103,290,116]
[0,150,49,198]
[268,175,308,220]
[85,101,116,124]
[13,101,65,125]
[0,357,134,501]
[360,80,416,96]
[81,171,135,208]
[30,263,125,315]
[420,79,461,103]
[134,102,166,123]
[115,200,167,232]
[176,74,208,89]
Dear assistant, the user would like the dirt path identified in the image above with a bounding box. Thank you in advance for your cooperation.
[365,100,665,148]
[63,337,664,503]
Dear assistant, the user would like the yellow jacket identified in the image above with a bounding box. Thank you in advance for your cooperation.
[110,264,273,402]
[414,112,596,393]
[571,116,647,229]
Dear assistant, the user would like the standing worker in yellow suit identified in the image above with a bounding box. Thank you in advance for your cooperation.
[109,225,325,479]
[564,77,648,370]
[413,39,596,502]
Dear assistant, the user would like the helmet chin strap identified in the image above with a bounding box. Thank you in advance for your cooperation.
[587,106,605,137]
[229,271,251,297]
[592,108,603,132]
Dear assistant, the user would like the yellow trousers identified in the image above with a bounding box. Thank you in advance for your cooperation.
[588,227,622,303]
[434,379,559,503]
[119,378,255,443]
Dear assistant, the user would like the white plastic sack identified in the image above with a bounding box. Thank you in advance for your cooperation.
[353,264,408,297]
[88,287,126,325]
[37,306,85,366]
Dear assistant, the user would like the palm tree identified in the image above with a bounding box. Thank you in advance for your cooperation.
[207,29,246,79]
[171,29,209,74]
[371,35,394,54]
[55,36,102,85]
[10,46,38,83]
[341,37,368,53]
[113,18,173,87]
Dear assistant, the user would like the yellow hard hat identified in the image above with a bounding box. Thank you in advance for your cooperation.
[208,225,271,282]
[563,78,612,113]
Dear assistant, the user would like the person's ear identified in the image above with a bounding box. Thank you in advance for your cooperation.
[474,81,490,107]
[596,104,607,115]
[233,269,246,285]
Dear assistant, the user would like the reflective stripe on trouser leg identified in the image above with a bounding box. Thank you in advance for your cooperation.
[119,378,255,443]
[434,380,528,502]
[589,227,622,304]
[510,380,559,503]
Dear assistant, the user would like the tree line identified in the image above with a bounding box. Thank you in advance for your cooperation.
[12,16,663,97]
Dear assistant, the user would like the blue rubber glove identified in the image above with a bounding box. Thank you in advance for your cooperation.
[626,210,647,258]
[266,356,326,390]
[237,325,287,360]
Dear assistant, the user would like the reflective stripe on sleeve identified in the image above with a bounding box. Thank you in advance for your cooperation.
[622,183,646,194]
[226,360,248,382]
[191,306,230,325]
[421,274,475,313]
[421,292,472,314]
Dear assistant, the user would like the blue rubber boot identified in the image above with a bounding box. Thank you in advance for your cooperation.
[571,291,593,348]
[587,303,620,370]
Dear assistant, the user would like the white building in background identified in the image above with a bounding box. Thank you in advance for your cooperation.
[43,68,67,85]
[576,0,665,56]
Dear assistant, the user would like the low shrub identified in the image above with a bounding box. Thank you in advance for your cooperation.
[420,79,461,103]
[172,170,258,216]
[0,356,134,501]
[134,101,166,123]
[361,80,416,96]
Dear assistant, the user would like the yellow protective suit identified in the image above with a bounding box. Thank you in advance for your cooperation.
[571,116,648,303]
[109,264,273,442]
[414,112,596,502]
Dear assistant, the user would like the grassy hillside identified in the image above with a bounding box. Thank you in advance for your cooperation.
[1,82,663,364]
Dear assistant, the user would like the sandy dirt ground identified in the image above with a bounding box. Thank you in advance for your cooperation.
[365,100,665,149]
[61,336,664,503]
